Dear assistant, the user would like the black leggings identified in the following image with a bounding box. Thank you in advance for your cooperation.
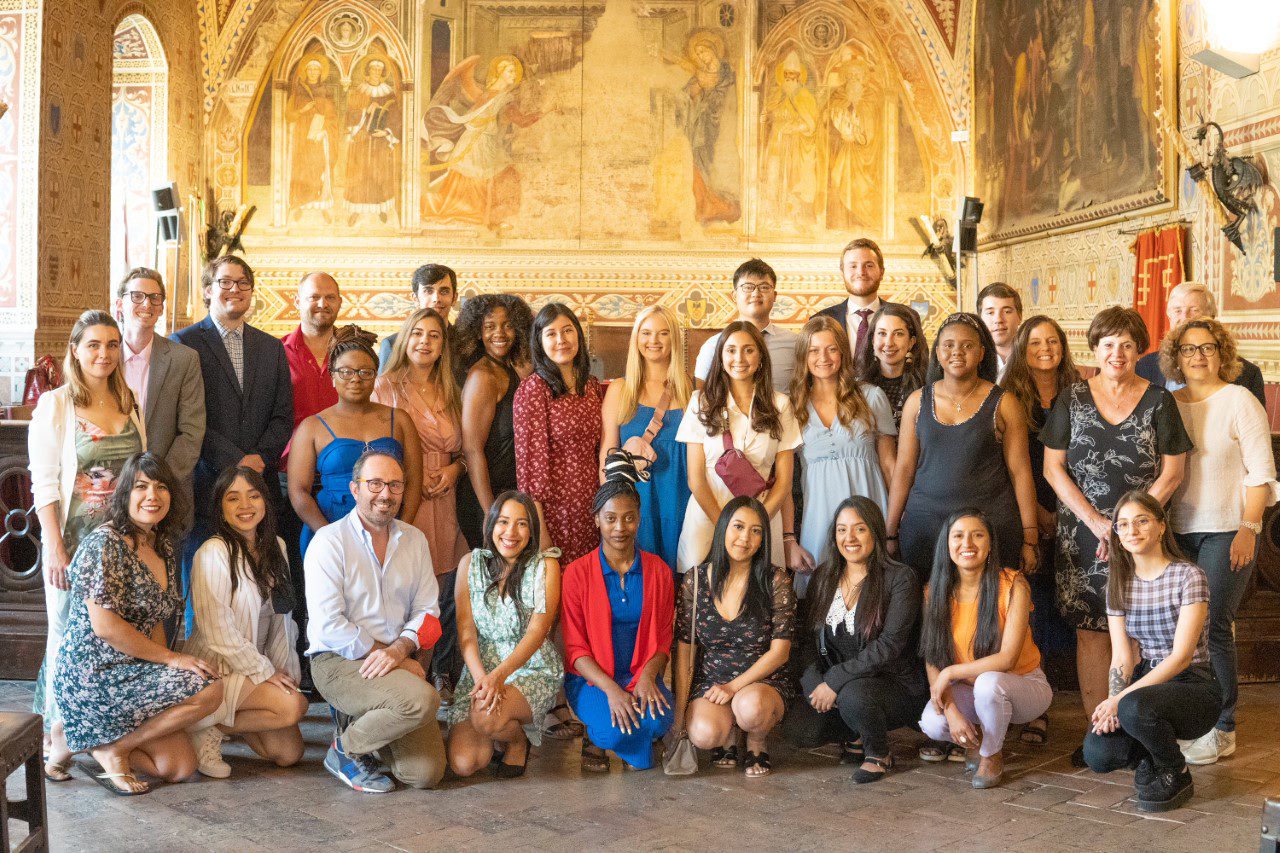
[783,674,927,759]
[1084,664,1221,774]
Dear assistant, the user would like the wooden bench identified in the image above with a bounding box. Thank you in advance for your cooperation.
[0,711,47,853]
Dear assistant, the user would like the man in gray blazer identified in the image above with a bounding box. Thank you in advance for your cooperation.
[114,267,206,530]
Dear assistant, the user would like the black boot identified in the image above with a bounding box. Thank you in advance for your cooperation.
[1136,764,1193,812]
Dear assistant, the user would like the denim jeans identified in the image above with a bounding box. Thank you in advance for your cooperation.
[1084,663,1221,773]
[1175,530,1254,732]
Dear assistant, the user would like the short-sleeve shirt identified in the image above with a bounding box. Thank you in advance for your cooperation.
[1106,561,1210,665]
[675,390,803,480]
[693,324,799,394]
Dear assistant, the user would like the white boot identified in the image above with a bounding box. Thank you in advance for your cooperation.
[191,727,231,778]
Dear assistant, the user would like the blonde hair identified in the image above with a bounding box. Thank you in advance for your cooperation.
[382,308,460,418]
[63,310,134,413]
[790,315,873,434]
[618,305,692,422]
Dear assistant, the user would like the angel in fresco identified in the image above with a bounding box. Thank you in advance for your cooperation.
[285,54,339,222]
[663,30,741,227]
[421,55,553,233]
[821,43,883,231]
[760,50,820,230]
[344,52,401,226]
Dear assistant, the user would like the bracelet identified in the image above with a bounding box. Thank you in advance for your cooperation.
[1240,520,1262,535]
[783,533,797,541]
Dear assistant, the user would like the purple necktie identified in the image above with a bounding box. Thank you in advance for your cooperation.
[854,308,873,355]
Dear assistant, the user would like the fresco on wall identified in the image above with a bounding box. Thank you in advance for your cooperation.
[974,0,1170,242]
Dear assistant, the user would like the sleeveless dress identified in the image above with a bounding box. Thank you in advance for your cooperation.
[445,549,565,745]
[618,404,688,573]
[899,384,1021,580]
[299,412,404,555]
[457,357,521,548]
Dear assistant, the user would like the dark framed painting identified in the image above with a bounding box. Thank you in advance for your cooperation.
[973,0,1176,243]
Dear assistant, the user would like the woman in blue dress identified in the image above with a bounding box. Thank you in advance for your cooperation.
[786,316,896,595]
[599,306,693,573]
[561,474,675,772]
[288,326,421,555]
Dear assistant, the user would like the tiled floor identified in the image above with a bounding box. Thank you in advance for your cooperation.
[3,678,1275,852]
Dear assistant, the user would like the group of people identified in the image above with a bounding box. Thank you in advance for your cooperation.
[27,238,1276,814]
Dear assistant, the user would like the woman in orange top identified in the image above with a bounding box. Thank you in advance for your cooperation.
[918,511,1051,788]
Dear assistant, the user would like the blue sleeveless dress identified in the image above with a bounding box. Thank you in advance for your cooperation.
[300,412,404,555]
[618,405,688,574]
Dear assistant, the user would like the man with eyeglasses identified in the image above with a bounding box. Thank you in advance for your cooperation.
[377,263,458,375]
[693,257,799,393]
[306,449,445,792]
[814,237,910,358]
[114,267,205,532]
[172,255,295,632]
[1135,281,1265,407]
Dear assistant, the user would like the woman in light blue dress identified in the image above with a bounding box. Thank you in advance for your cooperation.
[787,317,896,594]
[446,490,564,779]
[599,306,693,573]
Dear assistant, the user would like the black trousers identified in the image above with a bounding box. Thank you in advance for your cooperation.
[1084,664,1221,774]
[431,569,460,684]
[782,674,928,759]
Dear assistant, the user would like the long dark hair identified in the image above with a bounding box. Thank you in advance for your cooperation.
[1001,315,1079,424]
[919,509,1003,669]
[1106,490,1186,613]
[480,490,544,625]
[925,312,999,384]
[698,320,782,439]
[210,465,291,603]
[454,293,533,378]
[855,303,928,394]
[104,452,185,558]
[701,496,774,623]
[530,302,591,398]
[804,497,899,641]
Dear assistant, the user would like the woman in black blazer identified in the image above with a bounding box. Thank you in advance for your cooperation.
[782,496,928,783]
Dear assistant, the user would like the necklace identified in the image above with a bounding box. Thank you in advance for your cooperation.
[941,380,980,413]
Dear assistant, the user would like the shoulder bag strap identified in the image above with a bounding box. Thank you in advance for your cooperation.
[641,387,673,444]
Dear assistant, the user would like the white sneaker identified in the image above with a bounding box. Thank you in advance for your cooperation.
[191,727,231,778]
[1180,728,1235,765]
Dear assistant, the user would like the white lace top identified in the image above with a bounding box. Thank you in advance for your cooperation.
[825,587,858,635]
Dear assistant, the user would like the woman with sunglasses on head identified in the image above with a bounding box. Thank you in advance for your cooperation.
[782,497,927,783]
[288,325,422,555]
[1084,491,1219,812]
[673,497,796,778]
[917,511,1050,789]
[1159,319,1277,766]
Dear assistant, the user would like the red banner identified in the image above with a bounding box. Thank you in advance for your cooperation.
[1131,225,1186,353]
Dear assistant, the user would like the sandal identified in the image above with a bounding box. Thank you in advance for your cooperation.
[1019,714,1049,746]
[580,740,610,773]
[711,745,740,768]
[43,757,73,783]
[839,739,865,765]
[918,741,947,762]
[543,703,585,741]
[852,754,893,784]
[91,770,151,796]
[945,743,967,763]
[743,750,772,778]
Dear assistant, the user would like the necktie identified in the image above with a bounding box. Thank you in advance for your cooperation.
[854,308,873,355]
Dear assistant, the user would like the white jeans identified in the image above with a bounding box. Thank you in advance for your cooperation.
[919,668,1052,756]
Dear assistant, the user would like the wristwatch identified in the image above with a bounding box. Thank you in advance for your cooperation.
[1240,520,1262,535]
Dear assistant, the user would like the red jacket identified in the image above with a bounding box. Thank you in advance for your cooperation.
[561,549,674,691]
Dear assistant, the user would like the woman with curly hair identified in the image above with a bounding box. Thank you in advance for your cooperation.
[454,294,534,547]
[287,325,422,554]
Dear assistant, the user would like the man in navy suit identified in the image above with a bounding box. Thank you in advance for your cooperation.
[172,255,295,628]
[1135,281,1266,407]
[813,237,909,359]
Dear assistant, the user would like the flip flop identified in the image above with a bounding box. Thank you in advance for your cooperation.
[91,770,151,796]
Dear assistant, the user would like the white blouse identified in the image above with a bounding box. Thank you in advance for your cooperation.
[1170,384,1279,533]
[675,390,803,481]
[825,587,858,634]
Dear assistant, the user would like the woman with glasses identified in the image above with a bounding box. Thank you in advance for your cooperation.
[1160,319,1277,765]
[287,326,421,555]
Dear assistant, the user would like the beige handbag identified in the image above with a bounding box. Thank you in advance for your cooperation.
[663,565,700,776]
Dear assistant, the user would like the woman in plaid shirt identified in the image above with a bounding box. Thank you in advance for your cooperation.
[1083,490,1219,813]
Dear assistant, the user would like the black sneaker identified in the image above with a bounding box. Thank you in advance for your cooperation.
[1136,764,1193,812]
[1133,757,1155,789]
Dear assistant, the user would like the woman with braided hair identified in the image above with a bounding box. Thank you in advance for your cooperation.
[287,325,422,555]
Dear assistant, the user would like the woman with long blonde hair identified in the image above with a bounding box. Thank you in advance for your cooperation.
[599,305,692,572]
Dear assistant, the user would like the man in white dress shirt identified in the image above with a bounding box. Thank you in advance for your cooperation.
[977,282,1023,382]
[306,450,445,792]
[694,258,799,394]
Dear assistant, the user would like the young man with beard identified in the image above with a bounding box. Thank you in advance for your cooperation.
[814,238,909,359]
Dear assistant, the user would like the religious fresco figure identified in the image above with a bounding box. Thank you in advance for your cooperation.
[760,50,820,230]
[821,43,883,231]
[421,55,552,234]
[344,52,401,225]
[285,54,339,222]
[665,30,741,227]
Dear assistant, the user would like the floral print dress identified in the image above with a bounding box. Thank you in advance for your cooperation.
[445,549,565,745]
[54,525,211,752]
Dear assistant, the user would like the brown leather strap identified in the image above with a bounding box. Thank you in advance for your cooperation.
[641,387,673,444]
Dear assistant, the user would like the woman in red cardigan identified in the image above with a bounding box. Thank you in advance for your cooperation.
[560,475,675,772]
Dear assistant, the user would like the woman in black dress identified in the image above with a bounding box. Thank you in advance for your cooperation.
[673,496,796,778]
[886,313,1040,580]
[1042,306,1191,760]
[455,294,533,548]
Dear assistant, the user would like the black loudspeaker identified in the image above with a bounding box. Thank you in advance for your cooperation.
[153,182,180,243]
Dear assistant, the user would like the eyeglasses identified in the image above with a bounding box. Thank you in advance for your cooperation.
[215,277,254,292]
[333,367,376,381]
[125,291,165,305]
[1113,516,1154,534]
[737,282,776,295]
[357,478,405,495]
[1177,342,1219,358]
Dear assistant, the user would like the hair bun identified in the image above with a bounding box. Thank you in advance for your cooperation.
[329,324,378,355]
